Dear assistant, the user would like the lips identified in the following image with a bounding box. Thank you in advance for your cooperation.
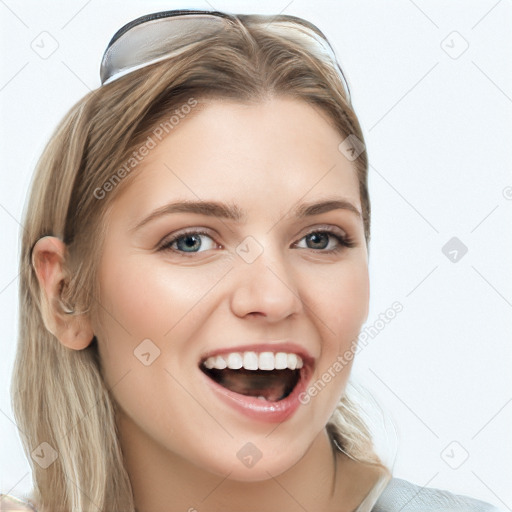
[198,342,315,422]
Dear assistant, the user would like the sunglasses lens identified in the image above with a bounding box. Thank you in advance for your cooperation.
[101,14,227,84]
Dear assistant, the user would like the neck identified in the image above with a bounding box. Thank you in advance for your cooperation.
[119,412,382,512]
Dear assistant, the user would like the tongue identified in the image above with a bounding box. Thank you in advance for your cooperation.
[206,368,298,402]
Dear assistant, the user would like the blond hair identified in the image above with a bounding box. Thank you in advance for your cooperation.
[12,13,389,512]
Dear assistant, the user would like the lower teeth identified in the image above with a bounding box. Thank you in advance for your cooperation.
[257,396,267,401]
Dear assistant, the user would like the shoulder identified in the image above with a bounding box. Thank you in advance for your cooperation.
[0,493,38,511]
[371,477,504,512]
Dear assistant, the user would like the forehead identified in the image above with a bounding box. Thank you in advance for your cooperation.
[109,97,361,223]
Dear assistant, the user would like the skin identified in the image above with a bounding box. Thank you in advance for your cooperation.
[32,97,383,511]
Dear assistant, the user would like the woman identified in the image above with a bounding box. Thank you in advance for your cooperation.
[1,9,504,512]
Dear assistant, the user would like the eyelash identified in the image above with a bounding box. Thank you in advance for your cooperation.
[157,226,356,257]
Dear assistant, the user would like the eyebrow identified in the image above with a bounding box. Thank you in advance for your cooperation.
[130,197,362,233]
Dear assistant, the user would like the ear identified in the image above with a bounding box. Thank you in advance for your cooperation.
[31,236,94,350]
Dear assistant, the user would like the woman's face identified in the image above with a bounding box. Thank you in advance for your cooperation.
[94,96,369,481]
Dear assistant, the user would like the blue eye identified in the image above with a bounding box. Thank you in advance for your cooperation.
[159,230,216,254]
[295,229,355,253]
[158,227,355,256]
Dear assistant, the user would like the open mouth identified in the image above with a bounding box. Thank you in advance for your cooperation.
[199,351,305,402]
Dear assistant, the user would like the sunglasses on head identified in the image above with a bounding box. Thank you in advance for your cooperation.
[99,8,351,101]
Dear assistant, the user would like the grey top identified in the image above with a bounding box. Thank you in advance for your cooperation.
[372,477,505,511]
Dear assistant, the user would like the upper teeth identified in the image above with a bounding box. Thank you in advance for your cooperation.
[203,351,304,371]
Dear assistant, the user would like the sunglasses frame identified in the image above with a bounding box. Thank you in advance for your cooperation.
[100,8,351,102]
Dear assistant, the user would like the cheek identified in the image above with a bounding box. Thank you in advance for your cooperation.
[94,254,223,421]
[304,260,369,346]
[300,264,368,418]
[94,252,232,381]
[98,254,225,339]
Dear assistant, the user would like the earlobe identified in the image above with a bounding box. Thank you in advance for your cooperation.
[31,236,94,350]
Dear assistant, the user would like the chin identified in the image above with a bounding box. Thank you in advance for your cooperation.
[216,455,303,483]
[192,438,310,483]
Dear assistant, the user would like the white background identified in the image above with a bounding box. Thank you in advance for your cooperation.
[1,0,511,509]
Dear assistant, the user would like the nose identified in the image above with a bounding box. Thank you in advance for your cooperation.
[229,243,304,322]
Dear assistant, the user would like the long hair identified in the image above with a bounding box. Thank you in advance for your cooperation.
[12,13,389,512]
